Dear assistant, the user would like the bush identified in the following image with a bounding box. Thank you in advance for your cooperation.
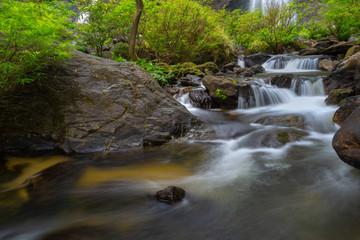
[76,0,135,56]
[322,0,360,41]
[0,0,73,89]
[224,1,302,53]
[140,0,232,64]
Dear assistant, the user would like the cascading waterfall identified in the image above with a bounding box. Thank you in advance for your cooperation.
[290,78,325,96]
[262,55,320,73]
[250,84,294,107]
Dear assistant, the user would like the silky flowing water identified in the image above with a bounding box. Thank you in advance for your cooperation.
[1,54,360,240]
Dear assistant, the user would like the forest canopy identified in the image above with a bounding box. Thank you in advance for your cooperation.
[0,0,359,88]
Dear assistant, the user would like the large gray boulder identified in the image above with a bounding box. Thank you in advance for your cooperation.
[0,51,199,153]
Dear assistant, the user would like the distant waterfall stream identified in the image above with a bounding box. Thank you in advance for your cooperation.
[249,0,289,11]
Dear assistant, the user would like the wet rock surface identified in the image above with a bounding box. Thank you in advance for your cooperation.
[318,59,338,72]
[325,89,355,105]
[155,186,185,204]
[240,128,308,148]
[244,53,271,68]
[255,115,306,130]
[189,90,213,109]
[202,75,239,109]
[333,96,360,126]
[323,53,360,94]
[270,74,296,89]
[0,51,199,153]
[333,107,360,169]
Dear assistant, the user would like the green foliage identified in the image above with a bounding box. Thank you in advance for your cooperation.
[321,0,360,40]
[141,0,232,64]
[136,59,175,86]
[0,0,73,89]
[112,57,174,86]
[76,0,135,56]
[224,1,302,53]
[216,89,227,100]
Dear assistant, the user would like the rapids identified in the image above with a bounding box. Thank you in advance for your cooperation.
[1,54,360,240]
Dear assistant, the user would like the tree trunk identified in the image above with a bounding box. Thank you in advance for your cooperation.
[129,0,144,61]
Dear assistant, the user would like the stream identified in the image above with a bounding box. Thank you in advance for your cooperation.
[1,54,360,240]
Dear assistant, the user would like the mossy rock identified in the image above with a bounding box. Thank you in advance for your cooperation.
[166,62,218,78]
[325,89,355,105]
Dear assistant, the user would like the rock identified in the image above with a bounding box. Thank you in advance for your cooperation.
[179,74,201,87]
[345,45,360,58]
[318,59,338,71]
[333,107,360,169]
[325,89,355,105]
[244,53,271,68]
[189,90,213,109]
[255,115,306,129]
[155,186,185,204]
[321,41,357,55]
[234,67,255,77]
[197,62,219,75]
[299,48,321,56]
[249,65,265,74]
[0,51,199,153]
[313,41,331,49]
[26,161,83,205]
[270,74,296,89]
[222,62,238,72]
[202,75,239,109]
[238,83,255,109]
[39,225,121,240]
[170,62,205,77]
[333,96,360,126]
[240,128,308,148]
[323,53,360,93]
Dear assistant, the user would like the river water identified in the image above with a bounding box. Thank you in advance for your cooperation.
[1,54,360,240]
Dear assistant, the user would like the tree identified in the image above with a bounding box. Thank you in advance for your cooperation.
[0,0,73,89]
[129,0,144,61]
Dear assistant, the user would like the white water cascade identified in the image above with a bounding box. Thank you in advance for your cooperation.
[249,0,289,11]
[263,55,320,73]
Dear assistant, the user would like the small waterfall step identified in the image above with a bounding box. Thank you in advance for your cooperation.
[262,55,322,73]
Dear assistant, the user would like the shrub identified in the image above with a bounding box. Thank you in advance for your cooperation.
[140,0,232,64]
[76,0,135,56]
[322,0,360,41]
[0,0,73,89]
[224,1,302,53]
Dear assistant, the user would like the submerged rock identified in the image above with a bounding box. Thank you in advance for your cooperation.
[240,128,308,148]
[333,107,360,169]
[255,115,306,130]
[155,186,185,204]
[0,51,199,153]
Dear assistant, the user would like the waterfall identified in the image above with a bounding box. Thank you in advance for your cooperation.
[291,78,325,96]
[263,56,320,73]
[249,0,289,11]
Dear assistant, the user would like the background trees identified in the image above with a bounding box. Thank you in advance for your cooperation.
[0,0,74,89]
